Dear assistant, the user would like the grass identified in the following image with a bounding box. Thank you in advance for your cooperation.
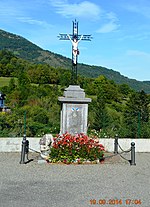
[0,77,61,89]
[0,77,17,87]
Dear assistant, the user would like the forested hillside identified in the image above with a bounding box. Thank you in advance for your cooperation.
[0,50,150,138]
[0,29,150,93]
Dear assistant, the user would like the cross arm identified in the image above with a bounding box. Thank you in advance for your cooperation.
[58,34,70,40]
[58,34,92,41]
[81,35,92,41]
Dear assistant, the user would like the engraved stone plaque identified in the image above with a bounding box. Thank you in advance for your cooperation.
[58,85,91,135]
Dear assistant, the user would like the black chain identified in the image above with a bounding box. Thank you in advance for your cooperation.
[29,148,41,154]
[116,139,132,162]
[118,143,131,153]
[119,153,131,162]
[28,140,132,164]
[100,149,131,161]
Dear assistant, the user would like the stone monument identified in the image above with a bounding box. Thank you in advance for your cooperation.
[58,85,91,135]
[58,20,92,135]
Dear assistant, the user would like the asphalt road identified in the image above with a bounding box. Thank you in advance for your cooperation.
[0,152,149,207]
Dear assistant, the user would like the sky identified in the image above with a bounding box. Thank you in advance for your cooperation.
[0,0,150,81]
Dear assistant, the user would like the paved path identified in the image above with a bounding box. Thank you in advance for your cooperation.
[0,152,149,207]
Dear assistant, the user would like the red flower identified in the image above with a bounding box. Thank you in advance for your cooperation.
[49,132,105,164]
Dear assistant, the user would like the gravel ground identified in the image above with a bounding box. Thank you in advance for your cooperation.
[0,152,149,207]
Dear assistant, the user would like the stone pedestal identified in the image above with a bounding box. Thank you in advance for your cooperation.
[58,85,91,135]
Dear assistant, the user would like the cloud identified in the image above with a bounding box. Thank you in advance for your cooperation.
[49,0,120,33]
[0,1,53,29]
[96,21,119,33]
[96,12,120,33]
[49,0,101,19]
[118,32,150,41]
[127,50,150,59]
[17,17,52,28]
[0,1,22,17]
[124,1,150,19]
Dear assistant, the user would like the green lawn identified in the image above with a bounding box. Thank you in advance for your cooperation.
[0,77,60,88]
[0,77,17,87]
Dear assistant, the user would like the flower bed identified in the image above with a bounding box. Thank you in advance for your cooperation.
[48,133,105,164]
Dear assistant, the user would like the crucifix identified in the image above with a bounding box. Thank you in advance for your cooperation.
[58,19,92,84]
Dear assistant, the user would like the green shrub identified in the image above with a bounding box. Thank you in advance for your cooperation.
[49,133,105,164]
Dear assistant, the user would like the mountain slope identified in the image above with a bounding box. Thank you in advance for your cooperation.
[0,29,150,93]
[0,29,71,68]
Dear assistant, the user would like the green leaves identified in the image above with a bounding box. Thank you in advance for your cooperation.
[49,133,105,164]
[0,50,150,138]
[123,90,149,138]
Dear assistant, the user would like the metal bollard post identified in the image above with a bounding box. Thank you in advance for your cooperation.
[25,140,29,160]
[130,142,136,166]
[114,135,118,154]
[20,134,27,164]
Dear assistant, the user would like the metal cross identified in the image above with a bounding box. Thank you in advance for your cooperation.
[58,19,92,85]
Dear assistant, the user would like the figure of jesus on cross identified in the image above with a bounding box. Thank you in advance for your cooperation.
[67,34,83,65]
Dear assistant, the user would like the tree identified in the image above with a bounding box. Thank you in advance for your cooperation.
[118,83,132,96]
[123,90,150,138]
[17,72,31,106]
[59,71,71,86]
[92,86,109,131]
[8,78,16,92]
